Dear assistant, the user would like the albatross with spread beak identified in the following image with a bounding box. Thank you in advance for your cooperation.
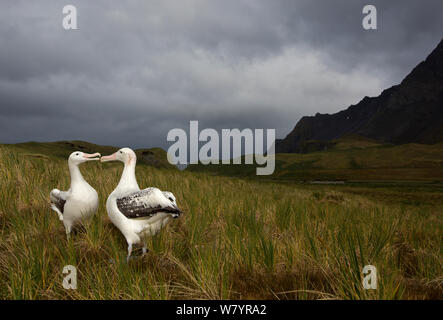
[101,148,182,262]
[50,151,100,238]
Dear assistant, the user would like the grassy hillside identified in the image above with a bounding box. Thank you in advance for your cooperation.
[188,138,443,182]
[2,141,176,170]
[0,144,441,299]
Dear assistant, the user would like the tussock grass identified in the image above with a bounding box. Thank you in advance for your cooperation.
[0,146,442,299]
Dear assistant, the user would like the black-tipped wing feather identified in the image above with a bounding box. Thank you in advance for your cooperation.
[117,188,182,219]
[50,190,66,214]
[52,198,66,214]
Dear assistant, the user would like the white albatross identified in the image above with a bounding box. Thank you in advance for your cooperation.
[100,147,183,262]
[50,151,101,238]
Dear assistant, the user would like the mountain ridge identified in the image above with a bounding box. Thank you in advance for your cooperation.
[276,38,443,153]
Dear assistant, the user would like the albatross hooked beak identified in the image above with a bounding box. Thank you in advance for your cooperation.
[82,152,101,161]
[100,152,117,162]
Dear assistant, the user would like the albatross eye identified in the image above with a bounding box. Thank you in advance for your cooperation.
[120,151,123,154]
[75,153,79,156]
[169,197,174,202]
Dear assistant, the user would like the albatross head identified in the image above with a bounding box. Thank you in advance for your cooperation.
[68,151,101,165]
[100,147,137,166]
[162,191,182,218]
[162,191,176,205]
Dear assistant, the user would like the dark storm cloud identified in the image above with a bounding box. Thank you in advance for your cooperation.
[0,0,442,149]
[279,0,443,82]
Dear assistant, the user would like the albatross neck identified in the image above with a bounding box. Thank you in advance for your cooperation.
[68,161,87,189]
[115,160,139,193]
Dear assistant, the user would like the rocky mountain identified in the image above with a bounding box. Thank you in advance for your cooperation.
[276,38,443,153]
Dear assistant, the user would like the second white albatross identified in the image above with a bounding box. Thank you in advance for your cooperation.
[100,148,183,262]
[50,151,101,238]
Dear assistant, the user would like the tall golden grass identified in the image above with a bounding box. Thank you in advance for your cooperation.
[0,146,441,299]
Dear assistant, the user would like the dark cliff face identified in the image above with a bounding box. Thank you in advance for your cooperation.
[276,39,443,153]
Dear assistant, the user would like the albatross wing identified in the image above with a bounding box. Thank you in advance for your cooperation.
[116,187,182,219]
[50,189,67,220]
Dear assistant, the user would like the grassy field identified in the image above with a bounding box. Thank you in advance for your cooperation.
[0,144,442,299]
[188,137,443,182]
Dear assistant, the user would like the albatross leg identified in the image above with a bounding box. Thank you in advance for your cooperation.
[65,223,72,240]
[126,243,133,263]
[142,243,147,256]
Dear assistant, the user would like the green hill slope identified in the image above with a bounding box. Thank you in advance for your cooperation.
[188,138,443,181]
[1,140,176,170]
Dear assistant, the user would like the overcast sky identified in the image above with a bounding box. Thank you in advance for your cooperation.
[1,0,442,149]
